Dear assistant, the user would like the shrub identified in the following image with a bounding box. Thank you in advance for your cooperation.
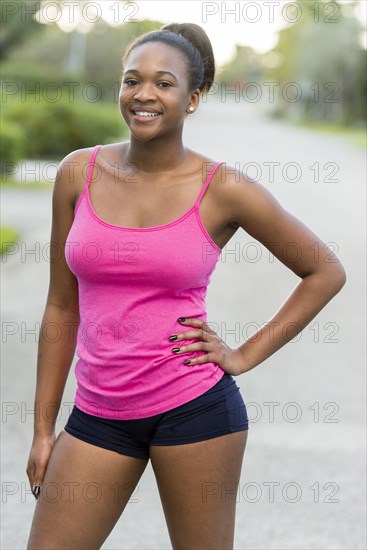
[1,96,128,159]
[0,225,20,256]
[0,119,27,171]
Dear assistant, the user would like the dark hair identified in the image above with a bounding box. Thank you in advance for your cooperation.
[122,23,215,95]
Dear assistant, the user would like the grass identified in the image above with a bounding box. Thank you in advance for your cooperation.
[1,175,54,190]
[291,120,366,148]
[1,225,20,256]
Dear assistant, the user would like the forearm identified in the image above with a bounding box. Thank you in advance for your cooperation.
[238,267,346,372]
[33,304,79,436]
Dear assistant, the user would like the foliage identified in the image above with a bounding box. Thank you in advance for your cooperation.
[0,1,44,60]
[290,120,367,148]
[0,225,20,256]
[1,177,54,189]
[1,18,163,102]
[266,0,366,124]
[217,45,265,84]
[1,97,129,160]
[0,119,27,170]
[214,0,366,125]
[0,8,162,163]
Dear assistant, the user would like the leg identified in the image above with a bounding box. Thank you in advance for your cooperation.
[150,430,248,549]
[27,430,149,549]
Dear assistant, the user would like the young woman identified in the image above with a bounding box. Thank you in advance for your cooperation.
[26,22,346,549]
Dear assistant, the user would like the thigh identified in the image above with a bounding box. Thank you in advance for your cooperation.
[150,430,248,549]
[27,430,149,550]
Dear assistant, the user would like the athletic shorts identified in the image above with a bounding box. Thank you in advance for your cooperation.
[63,372,249,460]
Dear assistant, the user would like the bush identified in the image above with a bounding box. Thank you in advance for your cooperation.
[0,225,20,256]
[0,119,27,170]
[1,96,129,159]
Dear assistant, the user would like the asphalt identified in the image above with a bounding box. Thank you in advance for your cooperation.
[1,97,366,549]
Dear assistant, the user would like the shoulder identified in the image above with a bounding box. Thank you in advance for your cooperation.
[185,152,262,229]
[53,145,100,209]
[56,145,101,175]
[205,161,286,231]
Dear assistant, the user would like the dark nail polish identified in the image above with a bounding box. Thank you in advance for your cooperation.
[169,335,178,341]
[172,347,180,353]
[177,317,186,322]
[33,486,40,499]
[184,360,191,365]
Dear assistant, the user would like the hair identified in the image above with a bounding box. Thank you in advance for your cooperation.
[122,23,216,96]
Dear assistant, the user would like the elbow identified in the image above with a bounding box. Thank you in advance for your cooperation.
[326,260,347,295]
[335,258,347,287]
[305,259,347,298]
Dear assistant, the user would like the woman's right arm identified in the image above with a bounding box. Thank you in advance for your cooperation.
[26,149,88,497]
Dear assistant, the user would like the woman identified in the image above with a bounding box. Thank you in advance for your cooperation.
[26,22,346,549]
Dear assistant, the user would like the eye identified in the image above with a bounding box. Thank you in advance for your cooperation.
[122,79,138,87]
[158,82,172,88]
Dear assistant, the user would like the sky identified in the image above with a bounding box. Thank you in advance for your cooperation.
[35,0,367,66]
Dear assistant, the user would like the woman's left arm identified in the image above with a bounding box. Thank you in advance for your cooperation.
[176,168,346,375]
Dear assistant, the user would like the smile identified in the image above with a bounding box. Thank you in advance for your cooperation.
[133,111,161,117]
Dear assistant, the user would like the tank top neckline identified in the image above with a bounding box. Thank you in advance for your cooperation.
[82,144,224,243]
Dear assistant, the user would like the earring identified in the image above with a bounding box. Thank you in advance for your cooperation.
[187,106,195,113]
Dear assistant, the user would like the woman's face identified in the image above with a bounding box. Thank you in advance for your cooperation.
[119,41,199,142]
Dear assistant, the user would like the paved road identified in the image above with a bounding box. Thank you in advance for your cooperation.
[1,97,366,549]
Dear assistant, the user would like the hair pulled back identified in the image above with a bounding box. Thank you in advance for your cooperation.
[122,22,215,96]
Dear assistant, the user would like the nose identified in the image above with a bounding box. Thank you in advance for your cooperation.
[132,82,157,102]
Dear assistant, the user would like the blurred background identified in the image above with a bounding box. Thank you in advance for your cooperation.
[2,0,365,250]
[1,0,365,169]
[1,1,366,549]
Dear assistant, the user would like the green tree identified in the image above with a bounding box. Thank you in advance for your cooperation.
[268,0,366,124]
[0,1,44,60]
[217,45,265,86]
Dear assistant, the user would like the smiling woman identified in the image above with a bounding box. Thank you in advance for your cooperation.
[25,21,346,550]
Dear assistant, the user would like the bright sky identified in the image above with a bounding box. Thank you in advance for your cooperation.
[36,1,367,66]
[132,0,286,63]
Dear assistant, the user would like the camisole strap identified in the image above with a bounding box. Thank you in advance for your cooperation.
[85,144,102,190]
[195,161,225,207]
[74,144,102,213]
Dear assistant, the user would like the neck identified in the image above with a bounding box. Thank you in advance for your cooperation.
[125,131,189,174]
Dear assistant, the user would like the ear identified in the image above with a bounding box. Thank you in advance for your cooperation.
[186,88,200,114]
[191,88,200,108]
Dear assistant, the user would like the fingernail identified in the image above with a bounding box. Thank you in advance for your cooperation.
[169,335,178,341]
[184,360,191,365]
[177,317,186,322]
[172,347,180,353]
[32,485,40,500]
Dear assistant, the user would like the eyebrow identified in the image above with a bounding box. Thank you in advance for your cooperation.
[124,69,178,82]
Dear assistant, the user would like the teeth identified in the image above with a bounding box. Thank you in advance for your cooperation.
[134,111,160,117]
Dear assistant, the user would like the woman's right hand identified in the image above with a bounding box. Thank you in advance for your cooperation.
[26,432,56,500]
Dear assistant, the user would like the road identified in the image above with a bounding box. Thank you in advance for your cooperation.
[1,97,366,549]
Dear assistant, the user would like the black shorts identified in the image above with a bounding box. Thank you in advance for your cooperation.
[64,372,249,460]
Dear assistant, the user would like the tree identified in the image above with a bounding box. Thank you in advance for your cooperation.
[0,1,44,60]
[268,0,366,124]
[217,45,265,86]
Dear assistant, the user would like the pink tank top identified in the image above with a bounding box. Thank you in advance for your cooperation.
[65,144,225,419]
